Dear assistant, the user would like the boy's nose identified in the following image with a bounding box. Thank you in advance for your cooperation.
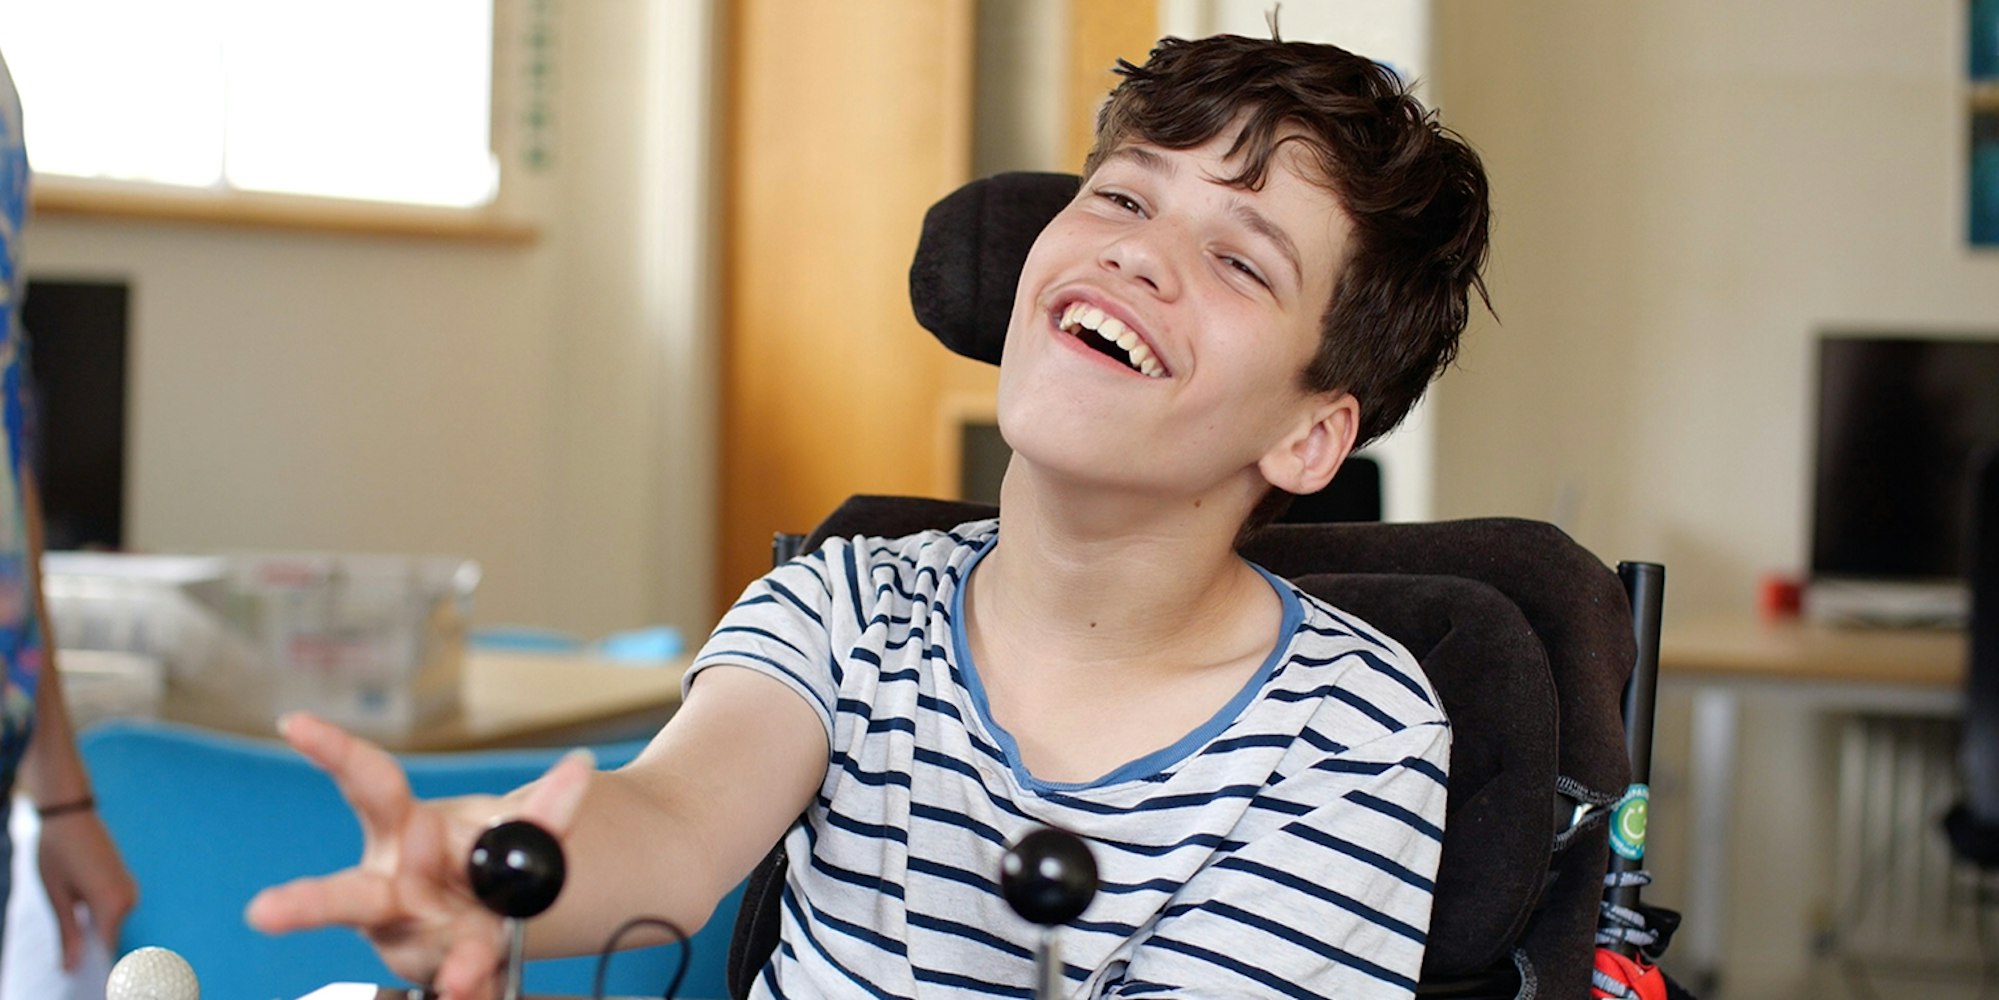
[1097,225,1182,300]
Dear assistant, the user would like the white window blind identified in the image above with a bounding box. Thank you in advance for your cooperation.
[0,0,499,209]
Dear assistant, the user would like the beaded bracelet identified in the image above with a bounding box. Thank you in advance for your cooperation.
[36,795,95,819]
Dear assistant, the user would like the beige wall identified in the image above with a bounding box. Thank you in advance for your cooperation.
[1431,0,1999,620]
[25,0,718,638]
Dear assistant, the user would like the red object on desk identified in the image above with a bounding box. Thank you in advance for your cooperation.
[1757,574,1803,621]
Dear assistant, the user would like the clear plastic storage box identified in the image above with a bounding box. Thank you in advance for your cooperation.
[43,551,480,738]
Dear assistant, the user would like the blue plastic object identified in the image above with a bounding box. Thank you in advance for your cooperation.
[80,719,741,1000]
[468,626,589,653]
[594,625,686,663]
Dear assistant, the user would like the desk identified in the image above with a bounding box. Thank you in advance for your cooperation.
[1660,615,1966,994]
[412,650,689,751]
[157,650,692,753]
[1663,615,1964,688]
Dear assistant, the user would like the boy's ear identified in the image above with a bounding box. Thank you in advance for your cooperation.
[1257,391,1359,496]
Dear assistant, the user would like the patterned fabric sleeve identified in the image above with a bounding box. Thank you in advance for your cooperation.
[0,50,39,780]
[684,542,844,742]
[1099,719,1452,999]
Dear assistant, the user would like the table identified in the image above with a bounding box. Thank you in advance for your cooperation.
[157,650,693,752]
[1660,615,1966,995]
[1663,615,1964,688]
[404,650,690,751]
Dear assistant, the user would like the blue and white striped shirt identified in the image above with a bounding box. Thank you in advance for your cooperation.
[688,522,1450,998]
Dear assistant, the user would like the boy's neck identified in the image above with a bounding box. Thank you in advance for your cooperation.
[969,469,1270,669]
[960,465,1291,783]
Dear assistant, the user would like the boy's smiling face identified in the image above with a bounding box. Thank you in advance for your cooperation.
[996,124,1360,510]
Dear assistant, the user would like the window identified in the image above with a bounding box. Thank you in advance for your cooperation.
[0,0,499,209]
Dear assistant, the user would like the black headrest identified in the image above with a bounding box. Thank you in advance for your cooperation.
[909,172,1081,365]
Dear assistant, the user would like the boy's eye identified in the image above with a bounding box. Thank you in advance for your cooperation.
[1223,255,1270,289]
[1096,190,1143,214]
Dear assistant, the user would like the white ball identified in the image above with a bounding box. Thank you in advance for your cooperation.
[106,946,200,1000]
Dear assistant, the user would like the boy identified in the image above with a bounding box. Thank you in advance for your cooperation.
[249,33,1490,999]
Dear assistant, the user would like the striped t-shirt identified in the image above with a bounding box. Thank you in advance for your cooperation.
[687,521,1450,998]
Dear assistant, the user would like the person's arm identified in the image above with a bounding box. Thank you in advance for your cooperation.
[528,662,830,953]
[1097,721,1451,999]
[16,471,138,971]
[246,665,825,999]
[248,528,847,1000]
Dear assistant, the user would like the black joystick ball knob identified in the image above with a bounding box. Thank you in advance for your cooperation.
[1001,827,1098,927]
[468,819,567,920]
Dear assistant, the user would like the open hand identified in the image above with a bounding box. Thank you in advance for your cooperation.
[37,805,137,971]
[245,713,594,999]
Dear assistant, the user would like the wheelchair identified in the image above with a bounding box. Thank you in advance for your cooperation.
[723,173,1690,999]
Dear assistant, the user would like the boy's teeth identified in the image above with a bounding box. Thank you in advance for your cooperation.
[1058,300,1168,378]
[1131,347,1162,378]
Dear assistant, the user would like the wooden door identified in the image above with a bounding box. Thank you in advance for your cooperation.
[719,0,990,605]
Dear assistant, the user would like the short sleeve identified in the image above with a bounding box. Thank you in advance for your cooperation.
[1099,719,1452,999]
[684,545,843,742]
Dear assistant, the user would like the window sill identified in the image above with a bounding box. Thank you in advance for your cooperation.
[29,181,540,246]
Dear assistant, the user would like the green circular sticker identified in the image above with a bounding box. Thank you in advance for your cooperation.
[1610,784,1649,861]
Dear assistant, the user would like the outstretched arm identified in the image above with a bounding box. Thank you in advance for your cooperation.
[247,664,825,1000]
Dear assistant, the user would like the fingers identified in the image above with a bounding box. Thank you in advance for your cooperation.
[281,713,414,845]
[47,880,81,971]
[37,814,136,966]
[93,883,131,956]
[246,870,402,934]
[255,727,598,999]
[515,748,596,837]
[78,863,136,955]
[433,929,505,1000]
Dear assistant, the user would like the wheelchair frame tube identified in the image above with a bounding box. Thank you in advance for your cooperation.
[1606,561,1666,955]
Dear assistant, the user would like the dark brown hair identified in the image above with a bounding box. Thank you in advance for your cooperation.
[1083,34,1492,532]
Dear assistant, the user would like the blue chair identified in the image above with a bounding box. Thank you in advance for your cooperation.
[80,719,741,999]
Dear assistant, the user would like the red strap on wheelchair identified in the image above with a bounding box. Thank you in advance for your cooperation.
[1591,948,1667,1000]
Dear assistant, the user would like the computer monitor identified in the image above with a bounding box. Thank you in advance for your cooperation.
[20,278,129,551]
[1809,333,1999,624]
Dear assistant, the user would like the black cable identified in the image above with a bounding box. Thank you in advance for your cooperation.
[591,915,694,1000]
